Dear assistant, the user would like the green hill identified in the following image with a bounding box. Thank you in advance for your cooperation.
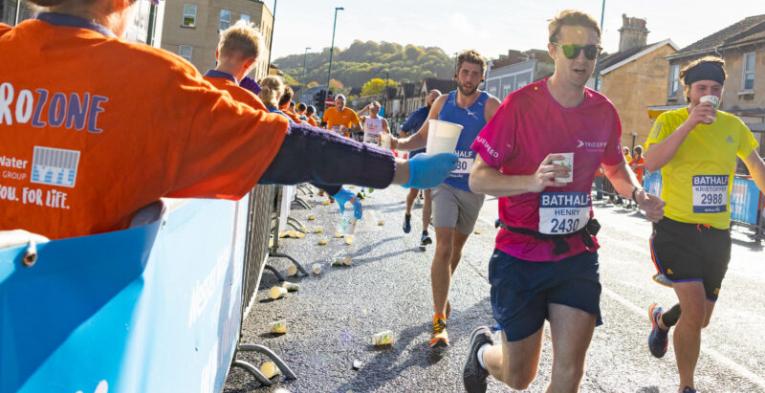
[273,40,454,88]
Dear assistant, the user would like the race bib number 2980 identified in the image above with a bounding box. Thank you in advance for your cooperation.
[538,192,591,235]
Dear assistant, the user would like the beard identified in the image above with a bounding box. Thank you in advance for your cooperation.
[457,83,478,97]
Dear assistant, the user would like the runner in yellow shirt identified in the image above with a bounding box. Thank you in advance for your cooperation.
[322,94,361,138]
[643,56,765,393]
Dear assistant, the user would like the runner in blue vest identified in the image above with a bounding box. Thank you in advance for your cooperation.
[392,50,501,347]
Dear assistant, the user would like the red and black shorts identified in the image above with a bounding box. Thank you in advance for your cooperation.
[650,217,731,301]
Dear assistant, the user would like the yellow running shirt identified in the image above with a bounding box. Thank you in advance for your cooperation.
[645,108,759,229]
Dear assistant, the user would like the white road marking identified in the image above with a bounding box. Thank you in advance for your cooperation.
[602,287,765,390]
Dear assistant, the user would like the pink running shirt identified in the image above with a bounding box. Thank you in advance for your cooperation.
[471,79,624,262]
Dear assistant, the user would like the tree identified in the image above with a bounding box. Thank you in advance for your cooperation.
[360,78,399,97]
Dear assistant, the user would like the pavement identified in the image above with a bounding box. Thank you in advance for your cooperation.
[224,186,765,393]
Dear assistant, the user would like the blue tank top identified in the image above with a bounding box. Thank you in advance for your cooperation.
[438,90,489,191]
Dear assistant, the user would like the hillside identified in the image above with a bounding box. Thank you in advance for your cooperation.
[273,40,454,88]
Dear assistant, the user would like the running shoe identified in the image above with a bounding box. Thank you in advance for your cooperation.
[403,214,412,234]
[463,325,493,393]
[682,387,698,393]
[429,315,449,348]
[648,303,669,358]
[420,232,432,246]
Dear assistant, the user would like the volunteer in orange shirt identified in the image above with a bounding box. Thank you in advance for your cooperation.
[278,86,302,124]
[0,0,457,240]
[202,20,267,112]
[306,105,320,127]
[322,94,361,137]
[629,145,646,185]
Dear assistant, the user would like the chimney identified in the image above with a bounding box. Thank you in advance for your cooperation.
[618,14,649,52]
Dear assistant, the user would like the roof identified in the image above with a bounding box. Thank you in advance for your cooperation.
[599,39,679,75]
[423,78,457,93]
[667,14,765,60]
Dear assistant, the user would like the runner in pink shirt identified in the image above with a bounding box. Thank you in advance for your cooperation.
[461,10,665,393]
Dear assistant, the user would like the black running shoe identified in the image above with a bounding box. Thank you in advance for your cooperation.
[420,232,432,246]
[403,214,412,234]
[648,303,669,358]
[682,387,698,393]
[463,326,493,393]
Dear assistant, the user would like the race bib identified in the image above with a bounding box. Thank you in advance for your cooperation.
[692,175,728,213]
[453,157,474,175]
[539,192,590,235]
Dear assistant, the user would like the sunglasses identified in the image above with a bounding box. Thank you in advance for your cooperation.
[552,43,601,60]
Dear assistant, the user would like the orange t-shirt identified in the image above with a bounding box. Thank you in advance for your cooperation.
[307,116,318,127]
[322,107,361,130]
[630,156,646,184]
[278,104,303,124]
[204,74,268,112]
[0,19,289,239]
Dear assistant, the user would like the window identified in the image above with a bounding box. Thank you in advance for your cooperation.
[219,9,231,31]
[178,45,193,62]
[668,64,680,97]
[182,4,197,27]
[743,51,756,91]
[240,14,251,23]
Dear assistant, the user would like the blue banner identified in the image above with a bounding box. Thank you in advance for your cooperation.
[0,197,248,393]
[731,177,762,226]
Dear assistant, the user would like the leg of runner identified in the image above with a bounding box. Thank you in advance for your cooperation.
[547,304,596,392]
[403,188,417,234]
[420,189,433,248]
[672,282,708,391]
[430,226,456,347]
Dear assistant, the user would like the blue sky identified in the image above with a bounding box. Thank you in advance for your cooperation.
[269,0,762,60]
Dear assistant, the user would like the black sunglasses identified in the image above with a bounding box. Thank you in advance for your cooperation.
[552,43,601,60]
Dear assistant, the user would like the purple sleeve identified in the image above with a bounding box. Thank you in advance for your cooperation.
[259,122,396,189]
[601,105,625,166]
[470,96,516,169]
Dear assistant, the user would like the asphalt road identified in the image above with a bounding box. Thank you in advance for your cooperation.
[224,186,765,393]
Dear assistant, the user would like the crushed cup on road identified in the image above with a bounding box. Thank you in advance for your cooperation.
[371,330,395,346]
[260,361,281,379]
[334,231,344,238]
[312,263,322,275]
[318,238,328,246]
[332,256,352,267]
[307,215,316,221]
[269,286,287,300]
[377,220,385,226]
[312,227,324,234]
[282,281,299,292]
[287,264,298,277]
[344,235,354,245]
[474,229,481,235]
[322,200,331,206]
[270,320,287,334]
[352,359,363,370]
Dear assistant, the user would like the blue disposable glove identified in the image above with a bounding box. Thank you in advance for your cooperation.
[333,188,363,220]
[403,153,458,189]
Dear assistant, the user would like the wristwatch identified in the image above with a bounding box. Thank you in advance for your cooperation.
[631,186,643,202]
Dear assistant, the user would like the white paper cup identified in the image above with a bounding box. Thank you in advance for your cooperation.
[552,153,574,183]
[700,95,719,123]
[426,119,463,154]
[380,133,391,149]
[700,95,720,108]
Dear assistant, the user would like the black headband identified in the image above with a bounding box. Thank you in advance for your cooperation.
[684,62,725,86]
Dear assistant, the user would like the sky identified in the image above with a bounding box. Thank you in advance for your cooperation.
[268,0,763,61]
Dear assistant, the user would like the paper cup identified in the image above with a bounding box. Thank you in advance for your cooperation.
[426,119,463,154]
[552,153,574,183]
[700,95,720,108]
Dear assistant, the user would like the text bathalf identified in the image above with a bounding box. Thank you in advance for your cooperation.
[0,82,108,133]
[693,175,728,186]
[540,192,591,208]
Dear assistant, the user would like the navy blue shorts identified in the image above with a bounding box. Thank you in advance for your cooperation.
[489,249,602,342]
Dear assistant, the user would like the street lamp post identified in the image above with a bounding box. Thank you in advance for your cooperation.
[324,6,344,111]
[303,47,311,82]
[593,0,606,91]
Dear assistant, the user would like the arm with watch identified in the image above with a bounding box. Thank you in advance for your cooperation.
[602,160,665,222]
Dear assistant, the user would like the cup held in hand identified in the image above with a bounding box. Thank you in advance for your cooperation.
[552,152,574,183]
[426,119,463,154]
